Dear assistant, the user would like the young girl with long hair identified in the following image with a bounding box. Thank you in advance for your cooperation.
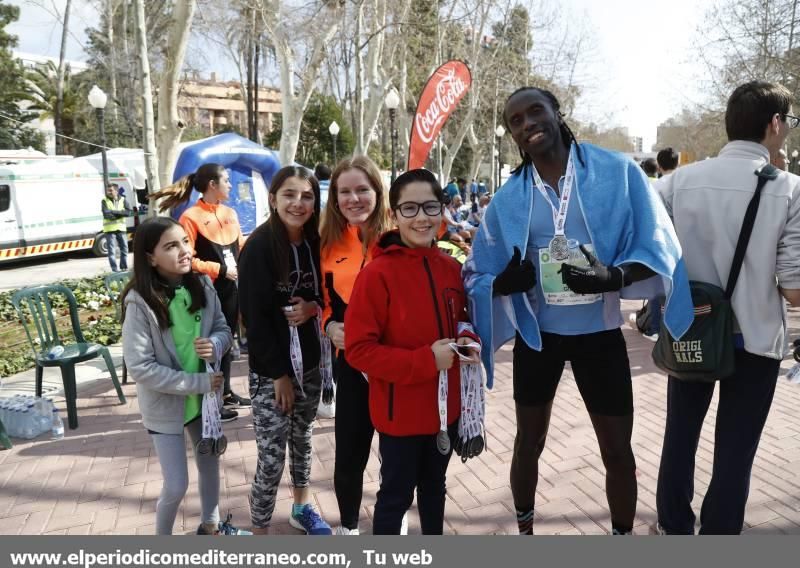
[238,166,332,535]
[319,156,391,535]
[121,217,234,535]
[345,169,480,534]
[150,163,248,421]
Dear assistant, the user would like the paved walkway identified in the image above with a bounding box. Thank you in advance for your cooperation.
[2,302,800,535]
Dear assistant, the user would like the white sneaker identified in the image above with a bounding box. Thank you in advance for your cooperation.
[333,526,359,535]
[400,513,408,535]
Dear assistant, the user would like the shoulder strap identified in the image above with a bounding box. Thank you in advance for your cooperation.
[724,163,779,299]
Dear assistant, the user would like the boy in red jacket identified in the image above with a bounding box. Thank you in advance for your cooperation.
[345,169,480,535]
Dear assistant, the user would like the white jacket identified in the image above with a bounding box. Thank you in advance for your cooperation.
[659,141,800,359]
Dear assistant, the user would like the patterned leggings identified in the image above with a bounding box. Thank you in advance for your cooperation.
[248,368,321,529]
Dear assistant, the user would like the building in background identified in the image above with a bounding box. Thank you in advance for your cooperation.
[178,72,281,141]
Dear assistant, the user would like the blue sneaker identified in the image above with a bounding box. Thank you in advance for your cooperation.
[219,513,252,535]
[289,504,332,535]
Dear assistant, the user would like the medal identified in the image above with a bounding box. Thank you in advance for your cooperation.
[213,434,228,456]
[532,144,577,263]
[196,438,213,455]
[436,429,451,455]
[469,434,485,458]
[549,235,570,261]
[436,369,449,455]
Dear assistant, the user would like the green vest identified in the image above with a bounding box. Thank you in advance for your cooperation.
[102,197,127,233]
[168,287,204,425]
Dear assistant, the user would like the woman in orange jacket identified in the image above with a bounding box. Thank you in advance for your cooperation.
[319,156,391,535]
[151,164,247,422]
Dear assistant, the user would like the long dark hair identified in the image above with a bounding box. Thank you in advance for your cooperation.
[264,165,321,282]
[503,87,584,174]
[121,217,206,329]
[148,163,227,213]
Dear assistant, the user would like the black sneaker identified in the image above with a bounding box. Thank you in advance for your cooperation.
[220,407,239,422]
[223,392,251,408]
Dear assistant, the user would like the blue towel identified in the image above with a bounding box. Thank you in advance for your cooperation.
[463,143,694,387]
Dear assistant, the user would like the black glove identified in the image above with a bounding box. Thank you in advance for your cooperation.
[559,244,624,294]
[493,246,537,296]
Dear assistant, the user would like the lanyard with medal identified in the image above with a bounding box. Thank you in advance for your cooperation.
[531,145,577,262]
[196,341,227,457]
[448,339,486,462]
[284,241,333,399]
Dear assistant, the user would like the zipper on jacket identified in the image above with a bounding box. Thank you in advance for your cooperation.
[423,257,445,337]
[388,383,394,421]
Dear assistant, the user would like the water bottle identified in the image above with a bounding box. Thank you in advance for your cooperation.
[47,345,65,360]
[51,409,64,440]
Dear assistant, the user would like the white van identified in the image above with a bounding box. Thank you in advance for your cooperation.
[0,152,145,263]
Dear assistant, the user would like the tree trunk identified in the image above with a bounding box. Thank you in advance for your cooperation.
[156,0,196,187]
[133,0,161,210]
[259,0,344,165]
[107,0,119,123]
[353,0,365,155]
[54,0,72,155]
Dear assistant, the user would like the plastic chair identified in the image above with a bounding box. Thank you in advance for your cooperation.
[11,284,126,430]
[103,271,131,383]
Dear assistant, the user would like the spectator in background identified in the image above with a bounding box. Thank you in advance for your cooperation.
[641,158,659,181]
[315,164,332,193]
[657,148,680,177]
[445,178,459,201]
[470,178,479,203]
[457,177,468,203]
[101,183,131,273]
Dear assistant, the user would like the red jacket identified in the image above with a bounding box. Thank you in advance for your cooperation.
[345,231,478,437]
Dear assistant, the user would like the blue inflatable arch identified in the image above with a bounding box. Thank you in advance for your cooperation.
[171,133,282,235]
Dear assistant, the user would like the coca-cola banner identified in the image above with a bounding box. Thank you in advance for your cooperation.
[407,60,472,170]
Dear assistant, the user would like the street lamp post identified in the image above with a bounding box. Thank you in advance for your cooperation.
[328,121,340,164]
[495,125,505,189]
[385,88,400,184]
[88,85,110,190]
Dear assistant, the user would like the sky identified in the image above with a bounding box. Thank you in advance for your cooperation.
[7,0,716,151]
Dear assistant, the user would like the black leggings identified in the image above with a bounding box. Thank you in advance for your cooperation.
[333,352,375,529]
[510,331,637,532]
[217,287,239,396]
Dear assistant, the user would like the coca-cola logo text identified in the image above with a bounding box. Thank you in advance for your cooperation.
[414,68,469,144]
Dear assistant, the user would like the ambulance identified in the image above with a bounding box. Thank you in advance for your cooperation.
[0,150,146,263]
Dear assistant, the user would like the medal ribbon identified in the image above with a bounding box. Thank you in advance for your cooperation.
[286,241,327,397]
[530,144,577,238]
[438,369,448,436]
[458,352,486,447]
[203,357,223,441]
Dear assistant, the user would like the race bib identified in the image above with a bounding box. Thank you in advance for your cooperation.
[538,244,602,306]
[223,248,237,269]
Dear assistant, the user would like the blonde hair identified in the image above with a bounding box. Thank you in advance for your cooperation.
[320,155,391,251]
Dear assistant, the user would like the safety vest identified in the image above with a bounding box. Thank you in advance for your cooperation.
[102,197,127,233]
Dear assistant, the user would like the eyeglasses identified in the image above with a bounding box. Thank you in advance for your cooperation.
[395,200,443,218]
[784,114,800,129]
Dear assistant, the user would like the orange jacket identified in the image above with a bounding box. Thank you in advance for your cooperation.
[179,200,245,282]
[320,225,374,331]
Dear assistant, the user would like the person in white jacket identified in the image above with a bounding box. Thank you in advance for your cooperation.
[656,80,800,535]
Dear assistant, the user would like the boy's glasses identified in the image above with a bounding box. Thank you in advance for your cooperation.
[395,201,443,218]
[784,114,800,129]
